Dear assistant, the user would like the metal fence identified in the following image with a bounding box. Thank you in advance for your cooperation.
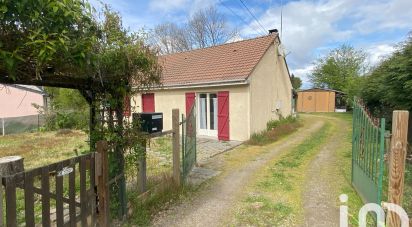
[352,98,386,205]
[1,114,44,136]
[181,104,197,180]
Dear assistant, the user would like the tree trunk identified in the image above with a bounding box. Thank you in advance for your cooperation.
[0,156,24,177]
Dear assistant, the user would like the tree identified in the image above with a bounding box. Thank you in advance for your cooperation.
[0,0,98,80]
[43,87,89,130]
[361,33,412,130]
[291,74,302,89]
[360,33,412,149]
[151,6,237,54]
[309,44,367,102]
[151,22,192,54]
[1,0,162,219]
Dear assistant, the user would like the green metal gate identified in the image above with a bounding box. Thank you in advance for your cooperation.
[352,98,386,204]
[182,103,197,180]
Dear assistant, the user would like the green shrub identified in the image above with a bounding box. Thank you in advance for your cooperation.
[266,116,297,131]
[248,116,301,146]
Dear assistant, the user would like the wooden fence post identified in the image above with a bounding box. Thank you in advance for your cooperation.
[386,111,409,227]
[96,140,109,227]
[172,109,181,185]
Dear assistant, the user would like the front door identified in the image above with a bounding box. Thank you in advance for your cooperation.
[198,93,218,137]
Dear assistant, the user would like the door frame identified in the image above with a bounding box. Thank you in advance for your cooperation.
[197,92,218,137]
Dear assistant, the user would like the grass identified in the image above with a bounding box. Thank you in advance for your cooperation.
[404,161,412,217]
[330,113,412,224]
[0,130,89,169]
[233,122,333,226]
[124,135,198,226]
[0,130,179,225]
[247,116,302,146]
[330,113,373,226]
[125,174,198,226]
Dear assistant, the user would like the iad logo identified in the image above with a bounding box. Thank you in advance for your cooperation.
[339,194,410,227]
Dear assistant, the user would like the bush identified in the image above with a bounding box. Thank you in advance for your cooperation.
[266,116,298,131]
[43,110,88,131]
[248,116,301,146]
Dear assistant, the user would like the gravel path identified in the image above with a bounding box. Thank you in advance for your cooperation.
[302,116,349,227]
[151,116,325,227]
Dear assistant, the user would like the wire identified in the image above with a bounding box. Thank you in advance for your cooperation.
[238,0,267,35]
[218,0,265,36]
[17,91,28,109]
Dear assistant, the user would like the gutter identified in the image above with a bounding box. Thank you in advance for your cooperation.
[4,84,47,95]
[133,79,249,91]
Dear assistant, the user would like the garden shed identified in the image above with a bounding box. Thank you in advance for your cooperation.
[296,88,346,113]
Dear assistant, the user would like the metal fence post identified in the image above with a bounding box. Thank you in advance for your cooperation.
[172,109,181,185]
[0,174,3,227]
[1,118,4,136]
[386,110,409,227]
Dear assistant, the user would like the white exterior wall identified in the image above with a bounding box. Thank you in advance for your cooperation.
[133,85,250,141]
[248,43,293,134]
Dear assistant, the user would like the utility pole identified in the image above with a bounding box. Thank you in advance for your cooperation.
[280,0,283,40]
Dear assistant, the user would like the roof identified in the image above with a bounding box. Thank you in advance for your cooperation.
[298,87,345,94]
[159,34,277,87]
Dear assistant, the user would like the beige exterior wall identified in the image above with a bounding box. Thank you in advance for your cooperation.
[296,90,336,112]
[248,43,293,134]
[132,85,250,141]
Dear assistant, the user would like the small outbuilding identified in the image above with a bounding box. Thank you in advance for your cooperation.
[296,88,346,113]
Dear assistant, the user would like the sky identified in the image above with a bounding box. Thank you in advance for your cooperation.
[90,0,412,88]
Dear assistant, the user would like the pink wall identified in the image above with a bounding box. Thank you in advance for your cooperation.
[0,86,44,118]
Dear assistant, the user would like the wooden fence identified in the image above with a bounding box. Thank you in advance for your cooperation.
[0,141,110,227]
[0,109,195,226]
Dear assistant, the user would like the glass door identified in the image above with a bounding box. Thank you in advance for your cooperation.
[198,93,218,137]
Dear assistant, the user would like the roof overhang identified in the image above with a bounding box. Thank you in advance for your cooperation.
[298,87,345,94]
[134,79,249,91]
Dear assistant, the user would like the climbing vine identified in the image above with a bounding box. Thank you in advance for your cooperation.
[1,0,162,219]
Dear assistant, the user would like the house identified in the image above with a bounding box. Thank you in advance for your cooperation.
[0,84,47,135]
[0,84,47,118]
[133,31,293,141]
[296,88,346,113]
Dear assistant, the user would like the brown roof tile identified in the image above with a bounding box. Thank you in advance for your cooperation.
[159,34,277,86]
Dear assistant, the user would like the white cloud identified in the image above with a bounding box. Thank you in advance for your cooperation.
[240,0,410,88]
[291,65,315,89]
[149,0,189,12]
[365,44,395,66]
[352,0,412,34]
[148,0,217,15]
[242,0,352,67]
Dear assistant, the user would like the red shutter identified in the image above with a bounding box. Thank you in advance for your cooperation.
[218,91,229,141]
[142,93,155,112]
[123,95,131,117]
[185,93,196,115]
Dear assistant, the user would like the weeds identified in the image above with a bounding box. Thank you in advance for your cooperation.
[236,194,292,226]
[0,130,88,169]
[126,173,197,226]
[248,116,302,146]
